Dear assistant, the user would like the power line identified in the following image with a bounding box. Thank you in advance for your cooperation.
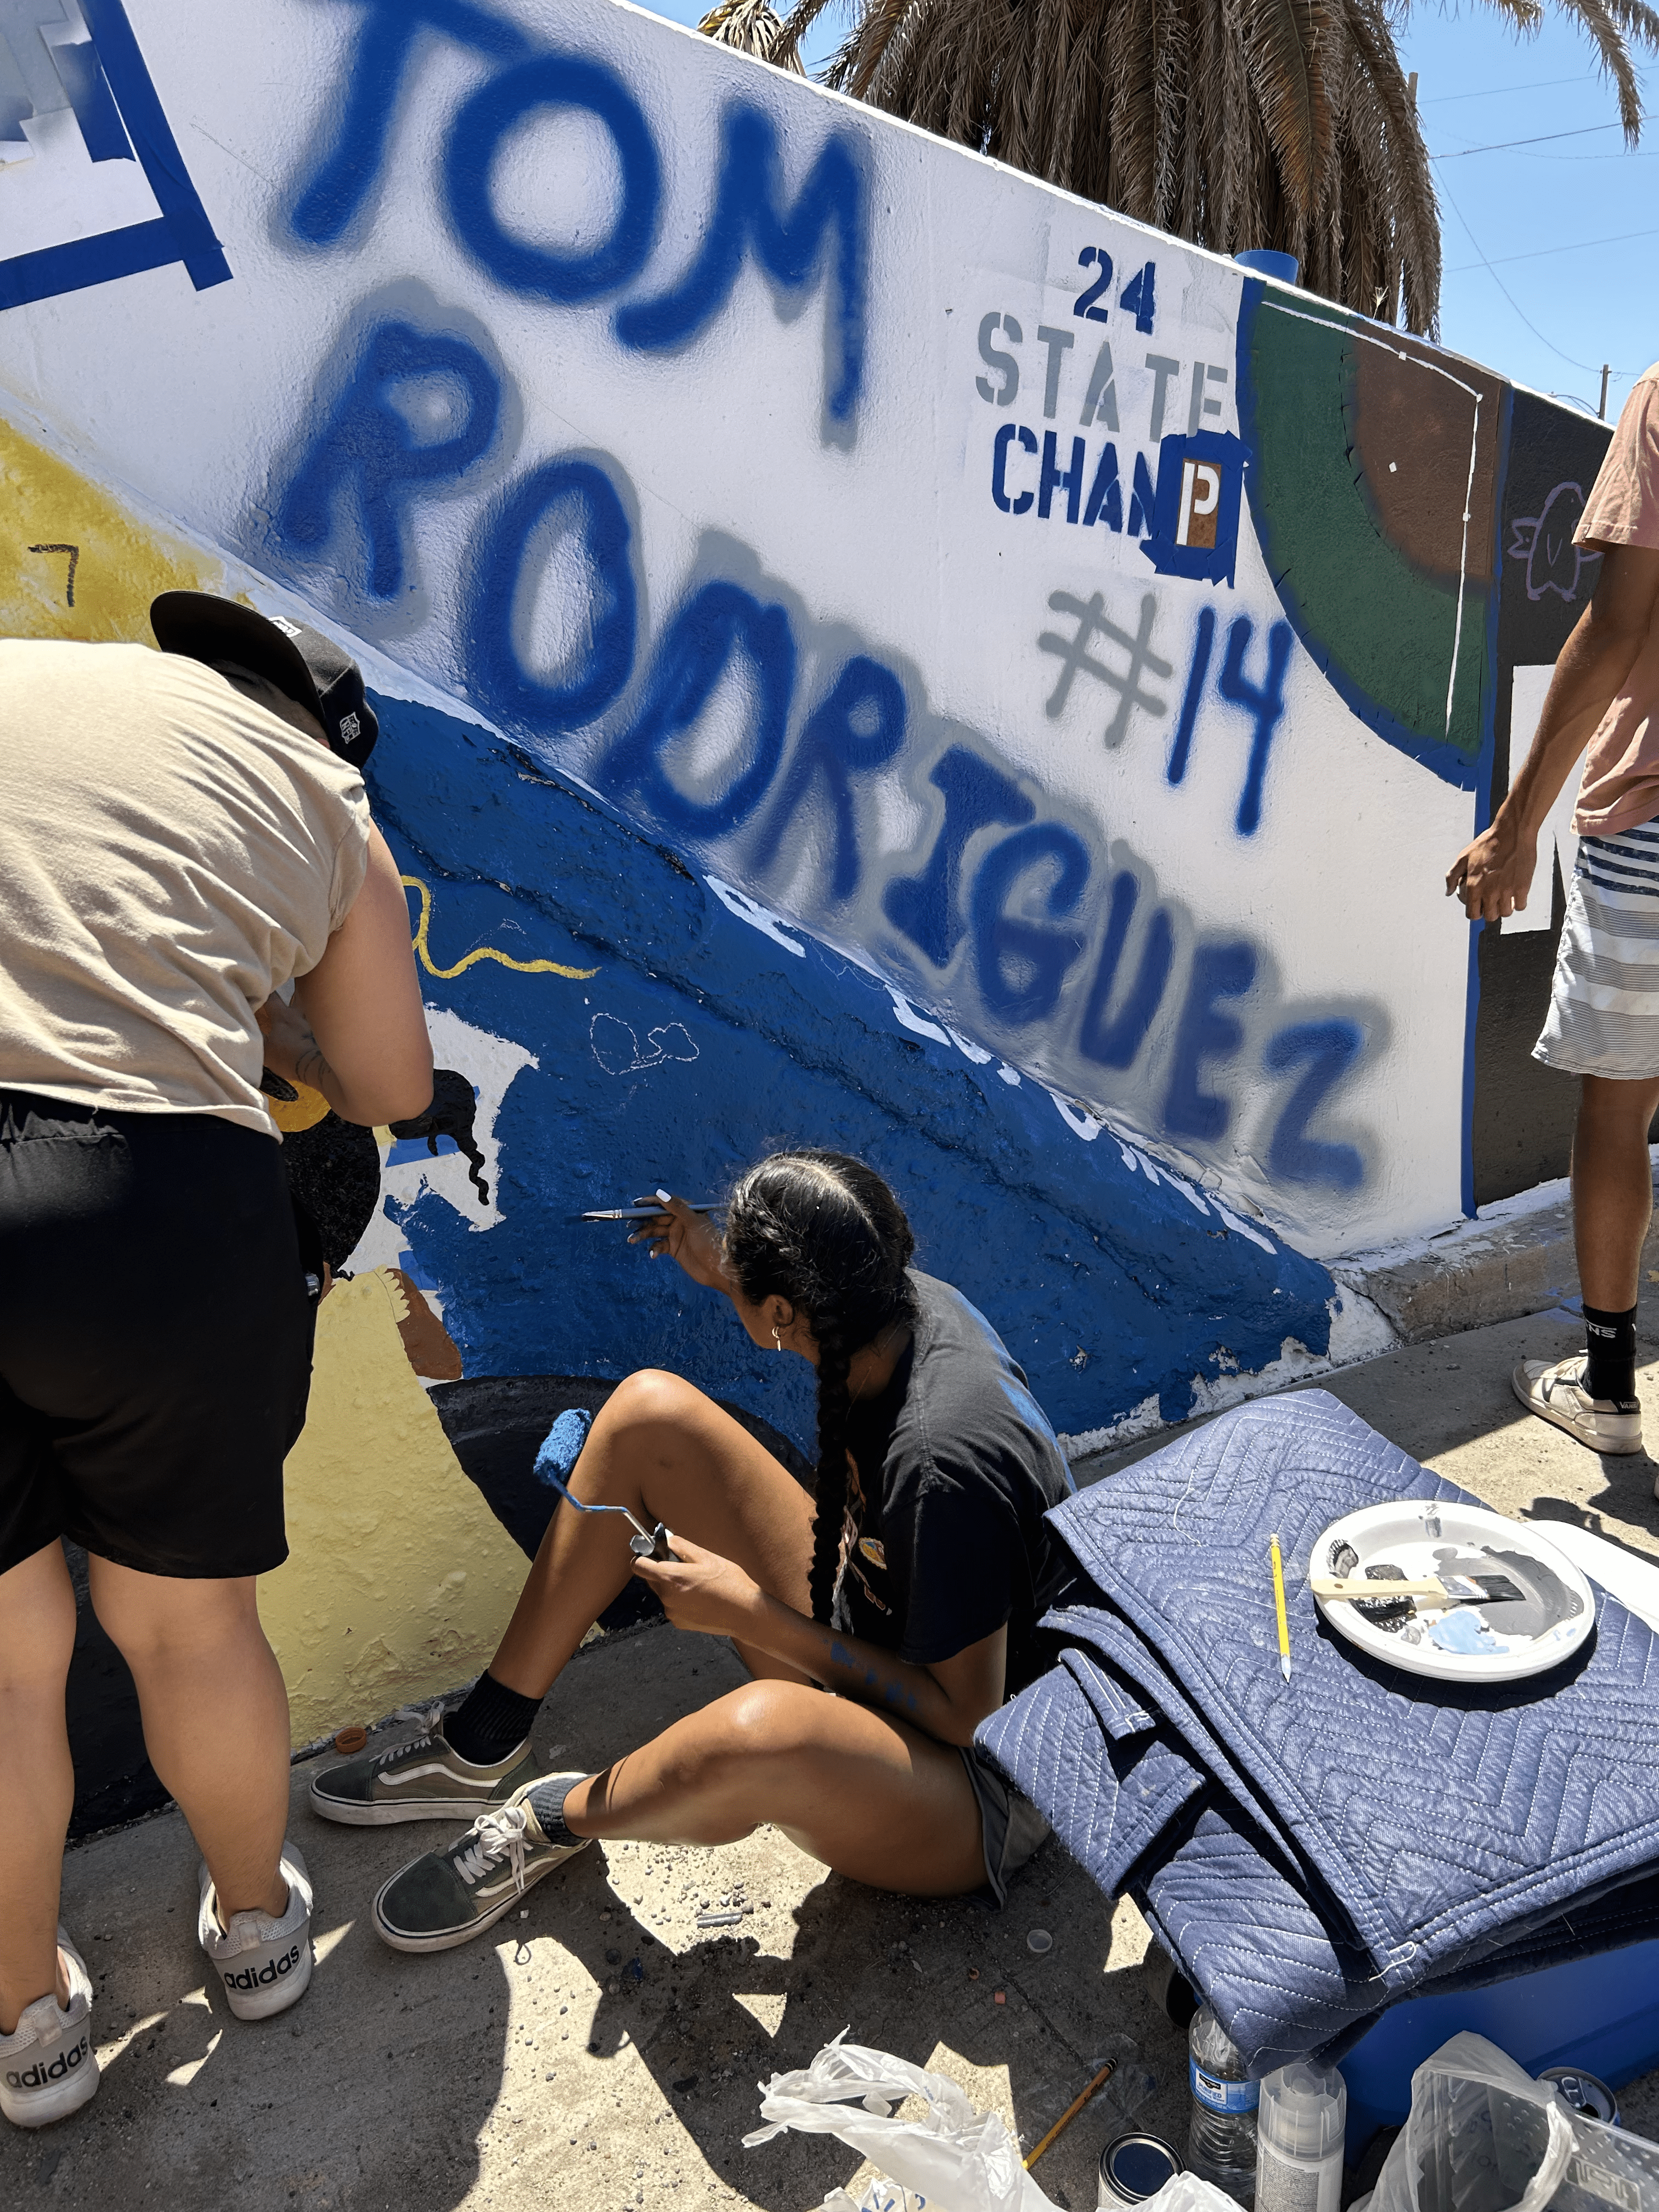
[1443,224,1659,272]
[1434,121,1627,157]
[1436,176,1625,378]
[1423,71,1631,103]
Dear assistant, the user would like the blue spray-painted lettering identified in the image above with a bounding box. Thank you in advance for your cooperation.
[1084,443,1123,531]
[1039,432,1086,522]
[1164,940,1256,1142]
[444,53,660,303]
[276,320,502,600]
[1167,607,1216,786]
[1077,871,1173,1069]
[992,422,1038,514]
[289,0,529,247]
[750,657,907,901]
[614,104,868,425]
[971,824,1091,1025]
[1265,1021,1365,1189]
[1128,452,1158,538]
[884,748,1033,969]
[464,455,636,733]
[603,582,795,837]
[1218,618,1293,836]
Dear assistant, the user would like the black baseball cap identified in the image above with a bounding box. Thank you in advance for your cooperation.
[150,592,379,770]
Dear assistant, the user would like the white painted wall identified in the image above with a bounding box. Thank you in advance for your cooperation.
[0,0,1502,1255]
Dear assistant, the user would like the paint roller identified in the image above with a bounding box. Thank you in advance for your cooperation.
[533,1408,678,1561]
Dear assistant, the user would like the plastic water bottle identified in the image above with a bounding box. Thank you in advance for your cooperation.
[1254,2059,1346,2212]
[1187,2004,1259,2203]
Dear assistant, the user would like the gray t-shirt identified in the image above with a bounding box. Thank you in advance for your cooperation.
[840,1271,1078,1696]
[0,640,370,1135]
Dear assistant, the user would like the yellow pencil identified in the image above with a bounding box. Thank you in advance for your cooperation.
[1270,1532,1291,1683]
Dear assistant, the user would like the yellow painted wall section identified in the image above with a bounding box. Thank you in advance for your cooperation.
[258,1271,531,1748]
[0,411,222,641]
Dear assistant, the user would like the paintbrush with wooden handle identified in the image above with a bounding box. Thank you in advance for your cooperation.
[1311,1570,1524,1606]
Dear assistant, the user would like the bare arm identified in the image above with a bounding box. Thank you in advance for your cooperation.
[634,1533,1008,1746]
[258,824,432,1125]
[1447,544,1659,923]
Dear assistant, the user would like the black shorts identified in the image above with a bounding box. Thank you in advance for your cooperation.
[0,1090,315,1579]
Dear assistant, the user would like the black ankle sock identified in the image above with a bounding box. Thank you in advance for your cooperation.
[1583,1302,1639,1410]
[527,1780,578,1847]
[443,1672,540,1767]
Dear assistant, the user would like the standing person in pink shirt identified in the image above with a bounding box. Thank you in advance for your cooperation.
[1448,365,1659,1463]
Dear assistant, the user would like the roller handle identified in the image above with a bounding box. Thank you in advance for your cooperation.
[629,1523,680,1563]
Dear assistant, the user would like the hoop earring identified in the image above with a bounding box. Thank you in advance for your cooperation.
[771,1323,782,1352]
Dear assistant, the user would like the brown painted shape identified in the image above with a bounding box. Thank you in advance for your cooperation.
[389,1267,464,1382]
[1350,339,1498,583]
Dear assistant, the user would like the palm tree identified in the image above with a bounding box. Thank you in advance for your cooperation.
[697,0,806,71]
[751,0,1657,335]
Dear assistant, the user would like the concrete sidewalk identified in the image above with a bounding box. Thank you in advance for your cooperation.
[7,1308,1659,2211]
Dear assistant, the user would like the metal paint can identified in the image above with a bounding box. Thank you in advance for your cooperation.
[1539,2067,1621,2127]
[1099,2131,1184,2207]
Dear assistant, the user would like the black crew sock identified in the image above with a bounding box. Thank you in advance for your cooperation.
[1582,1302,1639,1410]
[443,1672,541,1767]
[527,1780,579,1847]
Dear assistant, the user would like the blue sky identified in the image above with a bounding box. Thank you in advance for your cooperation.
[637,0,1655,423]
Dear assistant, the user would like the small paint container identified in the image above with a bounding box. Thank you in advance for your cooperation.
[1540,2066,1621,2128]
[1099,2131,1184,2208]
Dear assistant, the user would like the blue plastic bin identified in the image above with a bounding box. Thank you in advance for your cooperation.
[1338,1937,1659,2155]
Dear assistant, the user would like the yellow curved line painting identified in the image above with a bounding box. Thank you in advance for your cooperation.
[402,874,599,982]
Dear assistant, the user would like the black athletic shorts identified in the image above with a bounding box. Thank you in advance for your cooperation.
[0,1089,316,1580]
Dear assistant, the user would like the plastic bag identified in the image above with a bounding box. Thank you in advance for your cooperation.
[1356,2032,1659,2212]
[746,2030,1062,2212]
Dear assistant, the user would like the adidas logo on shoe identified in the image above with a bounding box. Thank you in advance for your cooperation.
[5,2030,91,2092]
[222,1943,302,1994]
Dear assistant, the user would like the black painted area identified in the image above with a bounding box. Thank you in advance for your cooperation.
[429,1373,813,1633]
[63,1542,168,1838]
[1472,392,1613,1206]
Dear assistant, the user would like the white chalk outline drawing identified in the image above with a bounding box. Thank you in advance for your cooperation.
[589,1012,699,1077]
[1261,300,1483,744]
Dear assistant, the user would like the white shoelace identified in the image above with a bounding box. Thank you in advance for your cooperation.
[452,1804,531,1893]
[371,1734,437,1772]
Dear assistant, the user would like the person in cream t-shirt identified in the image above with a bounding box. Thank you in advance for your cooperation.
[0,596,432,2128]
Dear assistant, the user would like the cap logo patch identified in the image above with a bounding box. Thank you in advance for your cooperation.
[338,711,362,742]
[269,617,302,637]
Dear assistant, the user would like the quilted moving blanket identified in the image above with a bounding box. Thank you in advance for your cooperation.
[977,1391,1659,2068]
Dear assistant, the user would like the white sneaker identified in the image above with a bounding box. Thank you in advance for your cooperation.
[199,1844,314,2021]
[1512,1356,1644,1456]
[0,1928,98,2129]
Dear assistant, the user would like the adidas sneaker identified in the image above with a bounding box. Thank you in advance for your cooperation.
[199,1844,314,2021]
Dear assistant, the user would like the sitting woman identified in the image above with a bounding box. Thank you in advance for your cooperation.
[312,1149,1077,1948]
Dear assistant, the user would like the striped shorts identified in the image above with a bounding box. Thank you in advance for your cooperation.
[1534,817,1659,1078]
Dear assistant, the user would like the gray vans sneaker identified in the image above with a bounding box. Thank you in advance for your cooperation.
[1513,1356,1644,1455]
[309,1725,539,1826]
[373,1776,590,1954]
[199,1844,314,2021]
[0,1929,98,2129]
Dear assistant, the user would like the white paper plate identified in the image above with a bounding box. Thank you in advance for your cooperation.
[1310,1502,1595,1683]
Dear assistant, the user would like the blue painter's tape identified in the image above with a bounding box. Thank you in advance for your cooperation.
[77,0,230,290]
[50,39,133,163]
[0,219,178,313]
[1,0,229,314]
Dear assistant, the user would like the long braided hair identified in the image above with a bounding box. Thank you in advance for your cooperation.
[723,1151,917,1624]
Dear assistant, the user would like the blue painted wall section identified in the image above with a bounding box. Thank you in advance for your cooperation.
[365,690,1339,1449]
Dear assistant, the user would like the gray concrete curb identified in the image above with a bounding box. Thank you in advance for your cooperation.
[1333,1167,1659,1346]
